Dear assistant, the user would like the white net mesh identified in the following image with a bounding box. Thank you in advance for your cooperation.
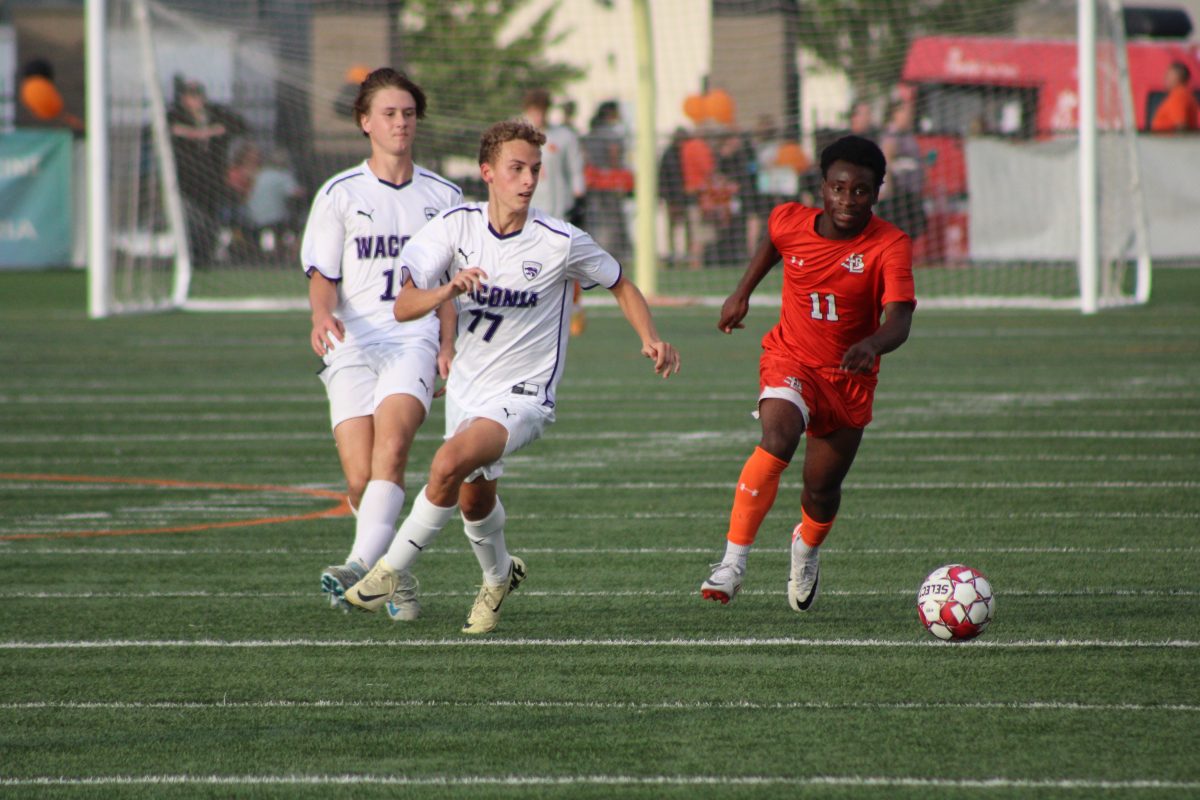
[98,0,1154,314]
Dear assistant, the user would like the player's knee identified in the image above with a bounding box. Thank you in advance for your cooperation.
[345,475,369,508]
[760,429,802,462]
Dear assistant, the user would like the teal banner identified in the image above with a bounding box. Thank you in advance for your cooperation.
[0,130,73,268]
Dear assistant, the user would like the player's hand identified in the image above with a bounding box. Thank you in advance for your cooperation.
[447,268,487,298]
[840,340,878,374]
[310,313,345,357]
[717,294,749,334]
[642,341,680,378]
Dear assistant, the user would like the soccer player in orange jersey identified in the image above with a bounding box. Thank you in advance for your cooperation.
[701,135,916,611]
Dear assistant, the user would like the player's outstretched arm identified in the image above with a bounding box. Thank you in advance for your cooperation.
[608,275,681,378]
[308,271,344,356]
[718,233,781,334]
[840,301,915,374]
[394,268,487,323]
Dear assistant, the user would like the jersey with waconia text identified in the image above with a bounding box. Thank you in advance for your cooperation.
[301,160,462,349]
[764,203,916,378]
[400,203,622,411]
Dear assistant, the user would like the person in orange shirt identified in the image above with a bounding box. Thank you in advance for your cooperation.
[1151,62,1199,133]
[701,135,916,612]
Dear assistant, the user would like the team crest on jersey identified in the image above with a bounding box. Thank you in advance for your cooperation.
[841,253,865,273]
[424,207,438,220]
[522,260,542,280]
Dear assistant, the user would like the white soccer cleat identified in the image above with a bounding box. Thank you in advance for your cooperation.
[788,533,820,613]
[385,571,422,622]
[345,560,417,613]
[700,562,744,605]
[461,556,527,635]
[320,560,367,612]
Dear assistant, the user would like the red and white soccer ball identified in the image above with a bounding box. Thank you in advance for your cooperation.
[917,564,995,641]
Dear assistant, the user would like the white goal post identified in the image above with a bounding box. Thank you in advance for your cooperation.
[87,0,1156,317]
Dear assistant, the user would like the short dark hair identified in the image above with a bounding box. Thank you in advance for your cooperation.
[820,135,887,190]
[478,119,546,165]
[523,88,551,112]
[1169,61,1191,84]
[353,68,427,135]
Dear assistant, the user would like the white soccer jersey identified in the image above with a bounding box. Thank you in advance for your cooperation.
[401,203,622,409]
[301,160,462,348]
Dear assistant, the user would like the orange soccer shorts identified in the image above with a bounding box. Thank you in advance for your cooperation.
[758,349,876,437]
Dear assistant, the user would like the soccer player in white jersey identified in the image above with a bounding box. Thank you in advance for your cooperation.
[345,119,680,633]
[303,68,463,617]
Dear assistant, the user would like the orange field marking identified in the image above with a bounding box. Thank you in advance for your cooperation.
[0,473,351,540]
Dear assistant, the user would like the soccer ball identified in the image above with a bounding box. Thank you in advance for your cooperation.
[916,564,995,641]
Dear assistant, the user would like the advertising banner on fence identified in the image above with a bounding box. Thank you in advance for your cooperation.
[0,129,72,268]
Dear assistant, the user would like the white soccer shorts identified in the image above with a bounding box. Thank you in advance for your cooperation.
[319,338,439,430]
[444,390,554,482]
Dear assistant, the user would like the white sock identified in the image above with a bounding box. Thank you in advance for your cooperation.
[383,486,455,571]
[463,497,511,585]
[348,480,405,567]
[347,497,359,518]
[722,541,751,571]
[791,525,819,558]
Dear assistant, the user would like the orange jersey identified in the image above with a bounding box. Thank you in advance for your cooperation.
[1151,85,1200,132]
[762,204,916,376]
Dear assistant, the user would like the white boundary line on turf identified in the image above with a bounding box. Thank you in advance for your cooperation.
[2,429,1199,443]
[1,775,1197,790]
[13,587,1200,600]
[3,699,1197,713]
[5,545,1199,556]
[1,637,1197,650]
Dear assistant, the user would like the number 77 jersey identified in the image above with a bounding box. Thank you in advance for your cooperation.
[400,202,622,409]
[764,203,916,375]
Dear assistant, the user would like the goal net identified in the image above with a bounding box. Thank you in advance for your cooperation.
[92,0,1153,316]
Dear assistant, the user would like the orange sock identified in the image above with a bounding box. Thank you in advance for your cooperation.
[726,447,789,546]
[796,507,835,548]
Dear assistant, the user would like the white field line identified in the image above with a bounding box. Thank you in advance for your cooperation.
[3,698,1196,713]
[1,775,1199,791]
[2,429,1200,444]
[1,637,1197,650]
[13,479,1192,491]
[3,389,1198,405]
[4,545,1198,556]
[13,587,1200,600]
[1,454,1196,467]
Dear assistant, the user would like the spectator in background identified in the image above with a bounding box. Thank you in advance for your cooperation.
[848,100,878,140]
[1151,62,1199,133]
[222,139,262,259]
[169,76,247,265]
[680,127,716,271]
[523,88,588,334]
[714,126,759,265]
[18,58,84,135]
[658,127,690,267]
[582,101,633,266]
[561,100,586,227]
[246,147,305,262]
[876,100,927,241]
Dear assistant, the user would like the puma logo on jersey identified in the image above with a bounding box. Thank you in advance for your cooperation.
[457,248,474,263]
[841,253,865,273]
[356,209,374,221]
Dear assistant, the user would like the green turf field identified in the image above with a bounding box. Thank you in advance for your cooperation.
[2,268,1198,798]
